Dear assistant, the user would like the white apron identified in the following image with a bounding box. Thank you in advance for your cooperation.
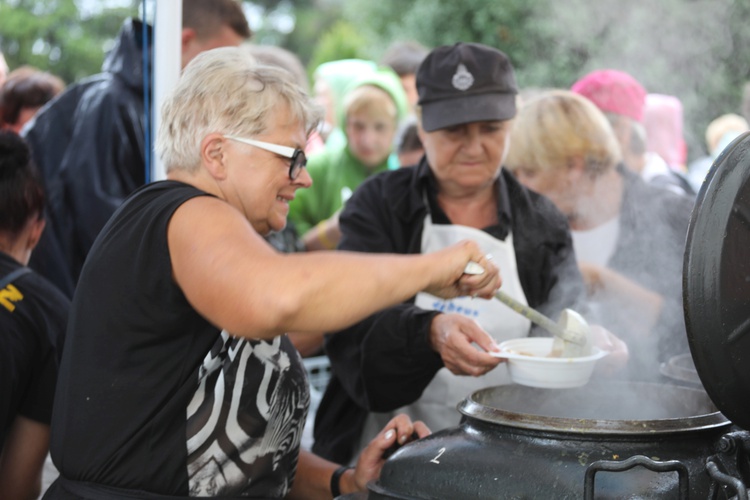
[357,212,530,459]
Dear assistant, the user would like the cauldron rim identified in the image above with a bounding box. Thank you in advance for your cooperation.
[459,382,730,435]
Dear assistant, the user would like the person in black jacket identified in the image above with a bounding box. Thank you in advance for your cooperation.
[313,43,628,464]
[0,131,69,499]
[23,0,251,298]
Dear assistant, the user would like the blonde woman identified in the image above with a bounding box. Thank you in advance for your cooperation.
[505,89,693,382]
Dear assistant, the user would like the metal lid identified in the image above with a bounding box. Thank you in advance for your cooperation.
[683,131,750,429]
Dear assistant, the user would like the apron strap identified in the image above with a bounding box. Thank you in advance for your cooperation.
[0,267,31,290]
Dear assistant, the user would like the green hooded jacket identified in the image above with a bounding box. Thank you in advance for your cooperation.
[289,68,408,236]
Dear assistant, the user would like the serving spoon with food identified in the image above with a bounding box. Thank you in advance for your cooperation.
[464,262,593,357]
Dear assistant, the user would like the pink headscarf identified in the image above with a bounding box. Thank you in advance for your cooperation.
[644,93,687,168]
[571,69,647,122]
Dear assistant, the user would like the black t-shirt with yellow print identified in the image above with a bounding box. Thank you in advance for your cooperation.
[0,251,68,449]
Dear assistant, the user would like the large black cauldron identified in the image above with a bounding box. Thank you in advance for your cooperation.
[369,382,735,499]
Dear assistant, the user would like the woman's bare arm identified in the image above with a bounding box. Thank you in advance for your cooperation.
[169,196,500,340]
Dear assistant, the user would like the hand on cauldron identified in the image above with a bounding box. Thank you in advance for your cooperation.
[350,414,431,492]
[590,325,629,375]
[429,313,503,376]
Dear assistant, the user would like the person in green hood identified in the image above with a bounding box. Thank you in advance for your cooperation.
[312,58,377,149]
[289,67,409,251]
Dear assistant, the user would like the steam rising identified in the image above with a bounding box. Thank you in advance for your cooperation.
[544,0,736,156]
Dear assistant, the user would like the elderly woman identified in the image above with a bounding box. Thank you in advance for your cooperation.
[504,89,693,383]
[43,48,500,499]
[313,43,627,465]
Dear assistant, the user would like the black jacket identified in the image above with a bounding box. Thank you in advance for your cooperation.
[24,19,152,298]
[313,160,585,463]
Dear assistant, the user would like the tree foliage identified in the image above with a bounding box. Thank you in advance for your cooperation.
[306,19,368,75]
[0,0,138,84]
[282,2,343,73]
[343,0,536,69]
[340,0,750,159]
[1,0,747,159]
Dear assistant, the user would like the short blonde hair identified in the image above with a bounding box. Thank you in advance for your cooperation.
[505,90,621,177]
[343,85,398,123]
[156,47,321,173]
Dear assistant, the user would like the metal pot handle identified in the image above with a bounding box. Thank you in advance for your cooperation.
[706,458,749,500]
[584,455,689,500]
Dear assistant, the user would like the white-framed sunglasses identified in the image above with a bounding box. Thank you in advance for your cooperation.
[224,135,307,180]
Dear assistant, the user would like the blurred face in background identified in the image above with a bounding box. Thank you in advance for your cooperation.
[505,90,622,220]
[344,85,398,169]
[511,162,581,218]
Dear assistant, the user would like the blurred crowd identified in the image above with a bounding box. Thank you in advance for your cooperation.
[2,0,749,498]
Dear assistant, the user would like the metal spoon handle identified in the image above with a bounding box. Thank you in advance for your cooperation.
[465,262,583,345]
[493,289,569,339]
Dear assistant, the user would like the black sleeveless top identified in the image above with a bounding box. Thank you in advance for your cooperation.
[50,181,309,498]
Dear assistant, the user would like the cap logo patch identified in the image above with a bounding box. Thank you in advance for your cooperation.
[451,64,474,91]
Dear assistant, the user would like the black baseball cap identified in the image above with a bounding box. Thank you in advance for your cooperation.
[416,42,518,132]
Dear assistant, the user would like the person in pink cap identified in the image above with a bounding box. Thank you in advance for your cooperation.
[572,69,694,196]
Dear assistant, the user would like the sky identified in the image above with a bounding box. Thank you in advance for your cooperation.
[76,0,135,17]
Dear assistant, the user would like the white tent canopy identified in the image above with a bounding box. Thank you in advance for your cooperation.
[152,0,182,182]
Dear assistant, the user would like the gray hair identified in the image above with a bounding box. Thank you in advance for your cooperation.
[156,46,321,173]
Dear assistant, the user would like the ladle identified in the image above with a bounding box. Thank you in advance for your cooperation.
[493,289,591,357]
[463,262,592,357]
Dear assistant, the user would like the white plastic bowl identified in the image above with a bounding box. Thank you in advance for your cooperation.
[496,337,608,389]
